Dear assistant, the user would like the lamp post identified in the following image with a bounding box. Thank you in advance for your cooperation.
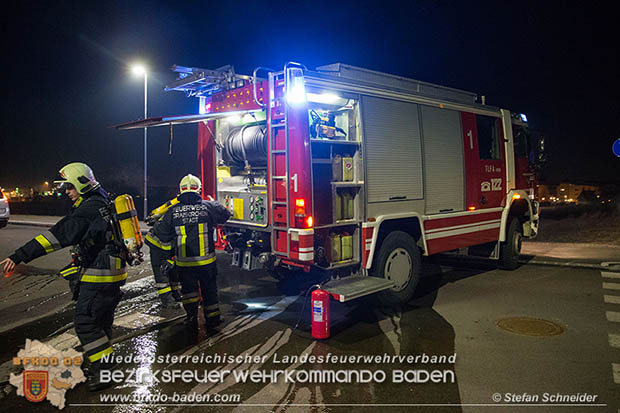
[131,64,148,219]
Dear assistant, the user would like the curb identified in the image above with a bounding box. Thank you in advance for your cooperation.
[518,257,620,272]
[8,220,57,228]
[519,255,620,272]
[9,220,150,234]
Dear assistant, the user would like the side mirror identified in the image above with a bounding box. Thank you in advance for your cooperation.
[536,136,547,164]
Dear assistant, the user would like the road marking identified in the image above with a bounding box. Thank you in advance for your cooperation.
[604,295,620,305]
[235,341,317,410]
[179,295,298,358]
[609,334,620,348]
[376,309,402,355]
[601,265,620,396]
[606,311,620,323]
[189,328,293,398]
[601,262,620,268]
[113,312,164,328]
[220,283,256,292]
[46,331,80,351]
[603,282,620,291]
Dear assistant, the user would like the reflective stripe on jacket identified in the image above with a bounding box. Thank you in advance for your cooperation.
[81,256,127,285]
[145,230,172,251]
[152,192,230,268]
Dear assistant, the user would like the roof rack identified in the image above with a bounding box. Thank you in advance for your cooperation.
[316,63,478,105]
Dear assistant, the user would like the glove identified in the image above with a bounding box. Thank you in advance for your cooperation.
[160,259,175,280]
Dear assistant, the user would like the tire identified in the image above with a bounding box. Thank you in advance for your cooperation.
[499,218,522,270]
[371,231,421,306]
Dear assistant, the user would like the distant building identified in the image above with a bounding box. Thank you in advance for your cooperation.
[538,183,601,204]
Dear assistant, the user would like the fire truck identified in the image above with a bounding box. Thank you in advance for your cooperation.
[117,62,541,305]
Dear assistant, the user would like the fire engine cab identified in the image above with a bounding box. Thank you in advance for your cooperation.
[117,62,541,305]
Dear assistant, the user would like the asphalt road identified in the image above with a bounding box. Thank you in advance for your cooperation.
[0,225,619,412]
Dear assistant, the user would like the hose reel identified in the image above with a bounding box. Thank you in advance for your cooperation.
[222,124,268,167]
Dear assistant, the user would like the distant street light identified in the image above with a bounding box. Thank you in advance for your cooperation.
[131,63,148,219]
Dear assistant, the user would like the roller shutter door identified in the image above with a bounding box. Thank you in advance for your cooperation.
[362,96,424,203]
[421,105,464,214]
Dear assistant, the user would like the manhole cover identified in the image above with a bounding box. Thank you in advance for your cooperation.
[496,317,564,337]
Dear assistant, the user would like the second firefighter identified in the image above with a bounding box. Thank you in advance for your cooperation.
[144,197,182,309]
[152,174,230,331]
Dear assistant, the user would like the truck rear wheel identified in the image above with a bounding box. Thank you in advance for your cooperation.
[371,231,421,306]
[499,218,522,270]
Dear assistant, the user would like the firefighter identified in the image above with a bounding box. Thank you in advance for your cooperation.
[0,163,124,391]
[144,201,182,308]
[152,174,230,332]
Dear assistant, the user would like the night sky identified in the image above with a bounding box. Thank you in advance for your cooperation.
[2,1,618,198]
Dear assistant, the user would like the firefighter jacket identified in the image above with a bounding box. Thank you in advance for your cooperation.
[9,187,127,288]
[153,192,231,268]
[145,227,173,252]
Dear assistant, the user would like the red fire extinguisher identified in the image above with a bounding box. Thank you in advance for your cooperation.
[311,288,330,339]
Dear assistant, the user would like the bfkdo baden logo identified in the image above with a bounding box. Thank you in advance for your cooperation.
[10,339,86,409]
[24,370,49,402]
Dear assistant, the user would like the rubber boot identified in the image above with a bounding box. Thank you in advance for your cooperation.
[204,308,222,334]
[171,289,182,302]
[87,360,118,392]
[184,315,198,335]
[160,292,181,309]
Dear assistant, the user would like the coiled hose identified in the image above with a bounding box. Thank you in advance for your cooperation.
[222,124,268,167]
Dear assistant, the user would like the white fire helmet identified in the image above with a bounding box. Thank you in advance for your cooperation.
[179,174,202,194]
[53,162,100,194]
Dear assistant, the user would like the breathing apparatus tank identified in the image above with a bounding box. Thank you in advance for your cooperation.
[113,195,143,265]
[99,194,143,266]
[146,197,180,226]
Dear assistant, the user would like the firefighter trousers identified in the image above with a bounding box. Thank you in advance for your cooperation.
[74,285,123,365]
[177,263,220,326]
[149,245,180,298]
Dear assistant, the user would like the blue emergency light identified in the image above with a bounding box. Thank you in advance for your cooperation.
[286,67,306,105]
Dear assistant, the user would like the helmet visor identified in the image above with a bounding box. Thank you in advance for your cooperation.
[55,181,75,191]
[53,173,74,190]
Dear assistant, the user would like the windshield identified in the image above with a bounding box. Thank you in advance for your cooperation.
[512,124,531,159]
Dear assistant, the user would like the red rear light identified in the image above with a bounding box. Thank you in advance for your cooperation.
[294,198,311,228]
[295,198,306,217]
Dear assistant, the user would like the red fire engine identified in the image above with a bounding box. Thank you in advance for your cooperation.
[118,62,541,305]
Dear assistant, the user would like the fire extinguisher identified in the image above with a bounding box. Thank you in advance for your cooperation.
[311,288,330,339]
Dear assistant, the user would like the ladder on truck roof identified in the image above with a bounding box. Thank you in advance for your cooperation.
[165,65,253,97]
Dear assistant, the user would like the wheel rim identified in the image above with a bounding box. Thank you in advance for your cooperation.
[513,231,522,257]
[384,248,412,292]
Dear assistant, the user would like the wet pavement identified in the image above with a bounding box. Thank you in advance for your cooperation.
[1,224,619,411]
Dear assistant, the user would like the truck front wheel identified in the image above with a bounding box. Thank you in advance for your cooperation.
[371,231,421,306]
[499,218,522,270]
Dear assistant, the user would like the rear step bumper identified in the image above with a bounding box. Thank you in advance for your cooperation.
[323,276,395,302]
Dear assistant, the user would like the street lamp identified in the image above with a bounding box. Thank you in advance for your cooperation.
[131,64,148,219]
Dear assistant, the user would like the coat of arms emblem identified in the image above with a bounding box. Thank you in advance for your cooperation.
[23,370,48,402]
